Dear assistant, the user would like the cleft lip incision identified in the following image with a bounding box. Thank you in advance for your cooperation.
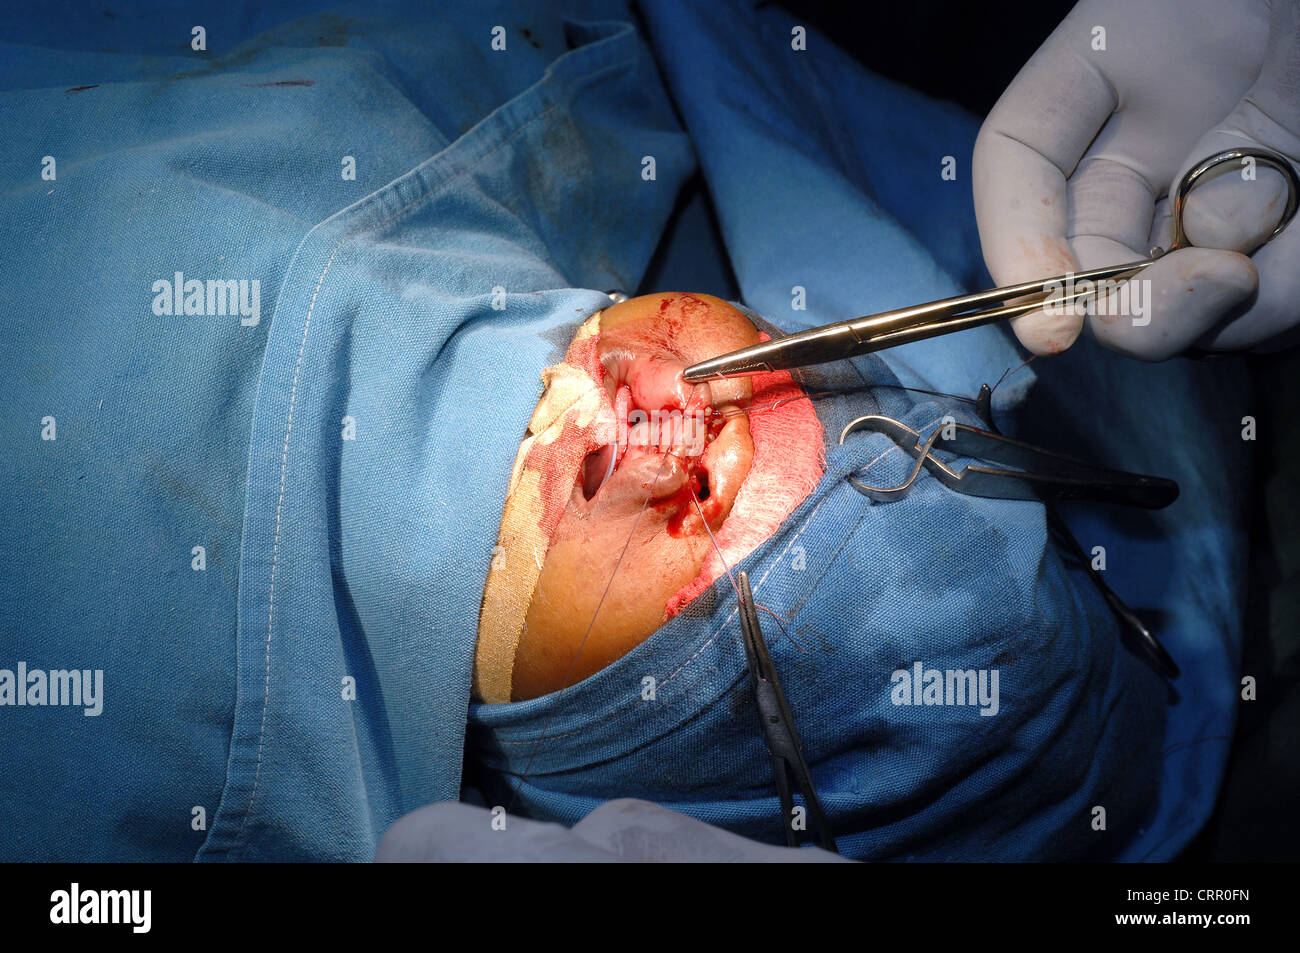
[498,292,812,703]
[580,363,728,512]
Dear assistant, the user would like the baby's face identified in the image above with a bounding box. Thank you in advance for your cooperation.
[479,293,825,702]
[512,293,759,698]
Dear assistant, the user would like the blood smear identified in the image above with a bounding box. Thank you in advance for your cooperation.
[664,345,825,617]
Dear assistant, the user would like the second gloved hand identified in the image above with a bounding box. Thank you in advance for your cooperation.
[973,0,1300,359]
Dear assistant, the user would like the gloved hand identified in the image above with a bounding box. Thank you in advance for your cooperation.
[973,0,1300,359]
[375,798,848,862]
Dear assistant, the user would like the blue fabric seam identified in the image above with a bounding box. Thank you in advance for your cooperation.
[200,38,643,861]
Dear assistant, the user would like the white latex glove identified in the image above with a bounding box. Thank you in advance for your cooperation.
[375,798,848,862]
[973,0,1300,359]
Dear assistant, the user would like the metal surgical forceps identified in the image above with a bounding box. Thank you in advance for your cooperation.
[683,148,1300,383]
[836,413,1179,509]
[736,569,838,853]
[838,387,1182,679]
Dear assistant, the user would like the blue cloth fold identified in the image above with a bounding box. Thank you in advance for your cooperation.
[1,0,693,861]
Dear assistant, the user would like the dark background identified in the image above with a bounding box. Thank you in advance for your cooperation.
[763,0,1297,862]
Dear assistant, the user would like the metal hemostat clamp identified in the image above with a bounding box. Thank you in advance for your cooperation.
[736,570,838,854]
[841,398,1182,679]
[838,414,1180,509]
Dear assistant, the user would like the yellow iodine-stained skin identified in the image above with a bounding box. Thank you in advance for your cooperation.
[475,310,614,704]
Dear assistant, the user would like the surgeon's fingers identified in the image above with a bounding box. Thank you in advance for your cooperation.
[1163,18,1300,354]
[1083,247,1257,360]
[1168,139,1295,351]
[1006,158,1165,357]
[376,802,624,862]
[1199,217,1300,350]
[1068,158,1163,261]
[571,798,848,863]
[973,26,1117,354]
[376,799,852,862]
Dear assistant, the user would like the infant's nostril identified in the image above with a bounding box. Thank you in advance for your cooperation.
[697,470,710,501]
[581,445,616,500]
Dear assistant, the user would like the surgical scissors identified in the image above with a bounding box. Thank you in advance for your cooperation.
[684,148,1300,383]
